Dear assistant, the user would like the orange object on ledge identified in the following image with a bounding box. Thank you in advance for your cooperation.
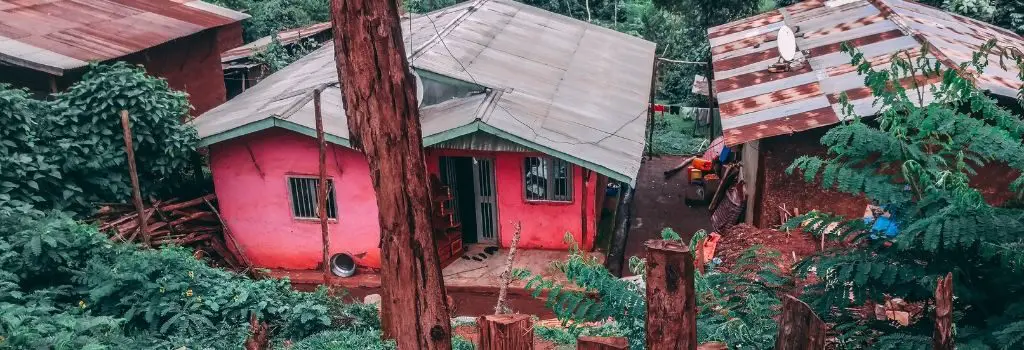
[692,158,713,171]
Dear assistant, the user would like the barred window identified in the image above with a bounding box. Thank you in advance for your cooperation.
[287,177,338,219]
[523,156,573,202]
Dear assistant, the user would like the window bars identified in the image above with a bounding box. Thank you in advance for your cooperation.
[523,156,573,202]
[287,177,338,219]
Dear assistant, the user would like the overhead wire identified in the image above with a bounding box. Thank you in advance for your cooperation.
[422,13,651,148]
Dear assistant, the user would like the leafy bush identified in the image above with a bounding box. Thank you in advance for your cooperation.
[0,211,380,349]
[786,42,1024,348]
[0,63,203,215]
[514,230,785,349]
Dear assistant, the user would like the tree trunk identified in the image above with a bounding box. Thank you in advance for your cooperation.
[645,239,696,350]
[933,273,954,350]
[605,184,634,276]
[329,1,452,349]
[478,314,534,350]
[774,295,826,350]
[578,336,628,349]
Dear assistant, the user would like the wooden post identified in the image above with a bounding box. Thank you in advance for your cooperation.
[120,110,150,248]
[314,88,331,285]
[605,184,634,276]
[329,0,451,348]
[645,239,696,350]
[578,336,628,349]
[774,295,826,350]
[933,273,953,350]
[478,314,534,350]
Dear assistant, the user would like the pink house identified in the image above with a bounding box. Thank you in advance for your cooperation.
[193,0,656,271]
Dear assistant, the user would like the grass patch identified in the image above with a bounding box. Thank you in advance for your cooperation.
[651,110,710,156]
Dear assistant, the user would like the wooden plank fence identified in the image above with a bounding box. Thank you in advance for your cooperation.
[473,240,955,349]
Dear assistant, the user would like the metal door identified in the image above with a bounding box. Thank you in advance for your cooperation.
[472,157,498,243]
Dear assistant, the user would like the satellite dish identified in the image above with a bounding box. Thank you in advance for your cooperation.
[777,25,797,62]
[412,70,424,107]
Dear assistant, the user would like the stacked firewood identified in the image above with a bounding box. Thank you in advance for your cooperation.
[92,194,246,270]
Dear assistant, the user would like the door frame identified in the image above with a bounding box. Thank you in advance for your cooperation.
[471,156,499,244]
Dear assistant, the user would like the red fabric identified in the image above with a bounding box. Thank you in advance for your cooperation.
[653,104,666,112]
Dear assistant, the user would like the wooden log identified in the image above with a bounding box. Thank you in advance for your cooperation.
[477,314,534,350]
[774,295,826,350]
[578,336,628,349]
[707,164,736,213]
[698,342,728,350]
[158,194,216,212]
[933,273,953,350]
[663,156,696,179]
[645,239,696,350]
[314,88,331,285]
[204,197,252,270]
[121,110,149,248]
[168,211,214,227]
[330,0,452,346]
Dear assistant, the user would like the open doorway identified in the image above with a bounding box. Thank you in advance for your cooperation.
[439,156,499,244]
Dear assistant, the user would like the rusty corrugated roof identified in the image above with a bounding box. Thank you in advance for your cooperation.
[709,0,1024,146]
[221,22,332,63]
[0,0,248,75]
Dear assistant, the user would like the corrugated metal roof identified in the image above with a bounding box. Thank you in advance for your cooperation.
[221,22,332,62]
[0,0,248,75]
[193,0,656,184]
[708,0,1024,146]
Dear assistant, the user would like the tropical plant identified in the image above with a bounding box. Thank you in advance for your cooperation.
[253,37,324,73]
[514,230,786,349]
[0,211,385,349]
[786,42,1024,348]
[0,63,204,215]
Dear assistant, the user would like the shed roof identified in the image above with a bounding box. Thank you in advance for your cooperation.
[708,0,1024,146]
[193,0,657,184]
[0,0,248,76]
[221,22,332,63]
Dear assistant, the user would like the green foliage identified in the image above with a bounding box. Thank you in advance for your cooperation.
[651,109,710,155]
[787,42,1024,348]
[206,0,331,42]
[917,0,1024,35]
[0,63,203,214]
[0,211,380,349]
[252,37,324,73]
[515,231,786,349]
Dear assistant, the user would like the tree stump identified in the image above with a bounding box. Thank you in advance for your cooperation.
[578,336,628,349]
[933,273,953,350]
[478,314,534,350]
[775,295,826,350]
[645,239,696,350]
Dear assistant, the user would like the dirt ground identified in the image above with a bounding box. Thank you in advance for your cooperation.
[715,223,822,274]
[625,155,713,275]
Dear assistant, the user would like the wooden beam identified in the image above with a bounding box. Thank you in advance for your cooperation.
[329,0,451,348]
[578,336,628,349]
[774,295,826,350]
[933,273,954,350]
[478,314,534,350]
[314,88,331,285]
[120,110,150,248]
[645,239,696,350]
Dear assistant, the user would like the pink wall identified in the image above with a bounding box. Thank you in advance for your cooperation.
[425,149,598,251]
[209,128,601,271]
[209,129,382,269]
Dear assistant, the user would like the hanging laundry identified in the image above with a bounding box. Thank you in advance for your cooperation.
[652,104,666,116]
[669,105,681,115]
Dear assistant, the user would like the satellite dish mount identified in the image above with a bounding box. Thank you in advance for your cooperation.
[769,25,806,73]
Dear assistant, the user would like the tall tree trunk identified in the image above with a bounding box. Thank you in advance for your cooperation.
[329,1,453,349]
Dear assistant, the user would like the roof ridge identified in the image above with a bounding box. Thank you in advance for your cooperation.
[409,0,489,61]
[866,0,973,82]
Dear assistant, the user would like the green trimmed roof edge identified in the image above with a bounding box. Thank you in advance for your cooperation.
[196,117,351,148]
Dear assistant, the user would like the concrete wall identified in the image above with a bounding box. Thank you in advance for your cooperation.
[209,128,382,269]
[425,148,599,251]
[210,128,603,271]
